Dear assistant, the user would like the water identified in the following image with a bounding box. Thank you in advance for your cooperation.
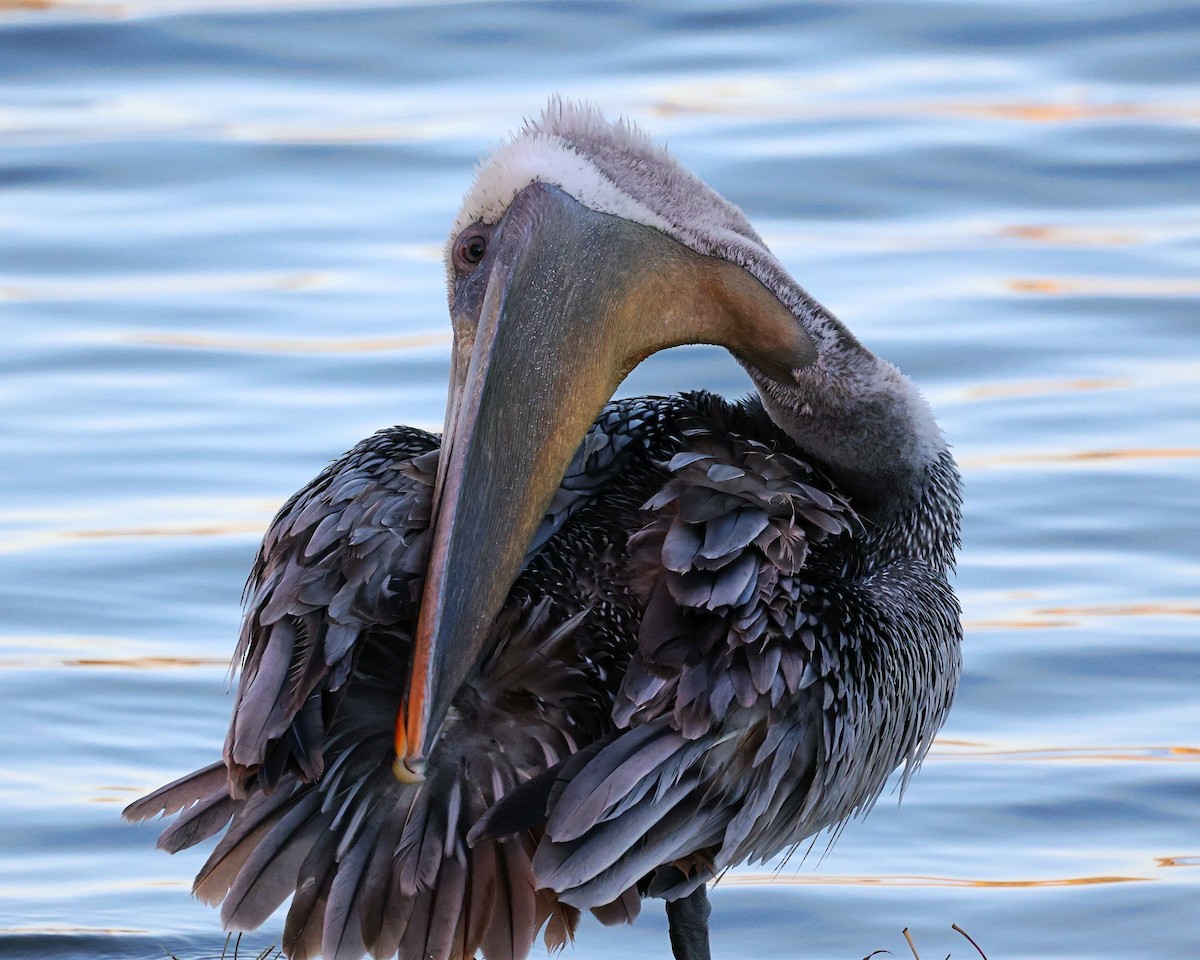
[1,1,1197,957]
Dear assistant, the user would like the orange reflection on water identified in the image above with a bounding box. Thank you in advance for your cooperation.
[947,363,1199,406]
[1007,276,1200,296]
[1035,603,1200,618]
[0,501,280,555]
[963,446,1200,469]
[723,872,1150,889]
[929,743,1200,764]
[965,600,1200,632]
[126,329,450,354]
[653,92,1200,126]
[0,270,333,301]
[999,224,1144,246]
[963,616,1077,631]
[941,100,1200,124]
[0,925,148,935]
[0,0,57,11]
[0,519,264,554]
[1156,856,1200,868]
[62,521,265,541]
[963,376,1133,400]
[64,655,225,668]
[90,784,167,806]
[0,654,225,670]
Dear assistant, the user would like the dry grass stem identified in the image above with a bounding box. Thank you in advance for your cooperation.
[867,924,988,960]
[952,923,990,960]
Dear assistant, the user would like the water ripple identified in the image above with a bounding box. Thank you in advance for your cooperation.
[0,655,227,671]
[1156,856,1200,868]
[1007,276,1200,296]
[962,447,1200,469]
[0,271,336,301]
[930,743,1200,764]
[723,872,1152,889]
[652,91,1200,126]
[123,330,451,354]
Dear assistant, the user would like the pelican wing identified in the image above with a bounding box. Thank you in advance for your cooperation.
[124,402,683,960]
[122,424,438,839]
[617,401,857,739]
[222,404,660,795]
[484,396,865,906]
[222,426,440,792]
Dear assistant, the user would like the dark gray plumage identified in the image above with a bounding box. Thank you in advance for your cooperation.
[125,101,962,960]
[127,392,960,959]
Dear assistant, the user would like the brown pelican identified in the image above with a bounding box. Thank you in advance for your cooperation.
[125,100,961,960]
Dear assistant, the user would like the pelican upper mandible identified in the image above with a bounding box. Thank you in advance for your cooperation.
[126,99,962,960]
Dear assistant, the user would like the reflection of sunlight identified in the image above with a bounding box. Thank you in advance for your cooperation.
[962,447,1200,469]
[0,925,148,935]
[388,242,445,263]
[0,655,226,670]
[0,0,56,11]
[928,743,1200,764]
[1035,603,1200,618]
[0,632,229,671]
[0,520,269,555]
[0,0,424,21]
[1156,856,1200,868]
[964,615,1077,630]
[723,872,1151,888]
[930,363,1200,407]
[963,377,1134,400]
[222,119,466,144]
[651,86,1200,125]
[0,495,278,554]
[764,218,1200,256]
[0,271,334,300]
[0,0,116,13]
[964,601,1200,631]
[1008,276,1200,296]
[947,101,1200,123]
[64,522,265,541]
[124,330,450,354]
[999,224,1145,245]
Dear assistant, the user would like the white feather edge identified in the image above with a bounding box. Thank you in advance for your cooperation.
[449,133,673,250]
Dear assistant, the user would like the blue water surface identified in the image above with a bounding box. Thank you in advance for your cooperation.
[1,1,1198,958]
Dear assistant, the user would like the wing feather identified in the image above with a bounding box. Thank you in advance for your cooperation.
[221,789,325,930]
[321,818,381,960]
[193,786,302,906]
[282,821,339,960]
[480,838,537,960]
[156,792,239,854]
[223,427,438,791]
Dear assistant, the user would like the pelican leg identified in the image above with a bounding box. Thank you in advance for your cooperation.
[665,886,712,960]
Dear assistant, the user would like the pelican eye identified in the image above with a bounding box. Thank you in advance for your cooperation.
[455,230,489,269]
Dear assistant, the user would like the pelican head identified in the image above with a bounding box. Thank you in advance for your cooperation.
[395,100,882,778]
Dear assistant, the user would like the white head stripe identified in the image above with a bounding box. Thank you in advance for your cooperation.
[450,134,673,241]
